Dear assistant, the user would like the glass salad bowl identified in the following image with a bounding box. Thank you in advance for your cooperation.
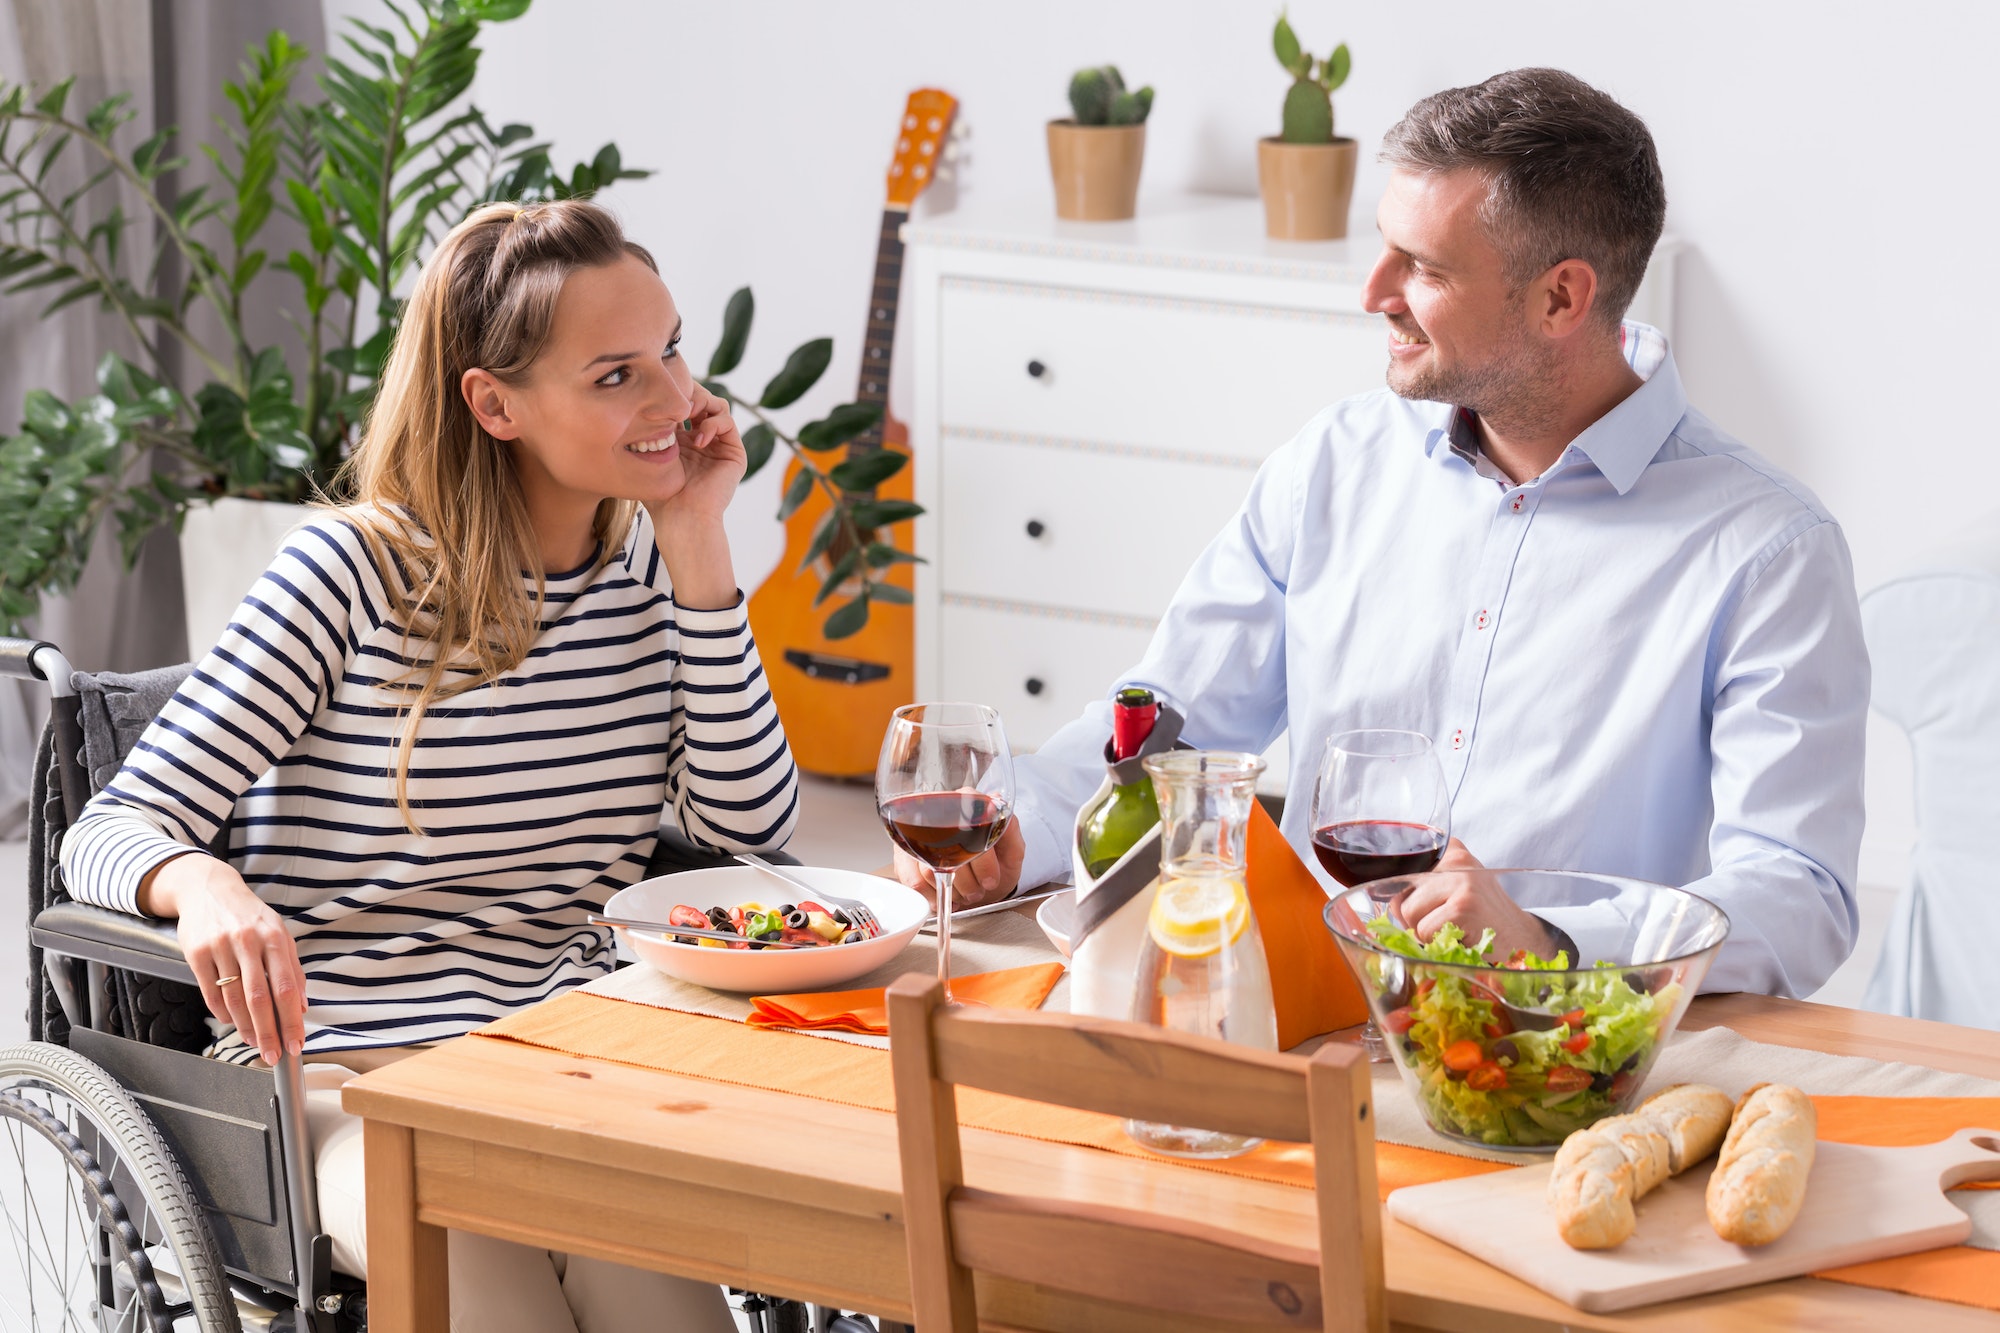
[1322,870,1730,1152]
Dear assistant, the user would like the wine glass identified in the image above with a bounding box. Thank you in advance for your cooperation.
[1310,729,1451,1062]
[876,702,1015,1004]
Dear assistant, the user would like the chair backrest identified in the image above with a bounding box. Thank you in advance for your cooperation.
[1862,536,2000,1028]
[885,974,1386,1333]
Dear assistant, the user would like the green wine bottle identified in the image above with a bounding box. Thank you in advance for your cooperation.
[1075,687,1163,880]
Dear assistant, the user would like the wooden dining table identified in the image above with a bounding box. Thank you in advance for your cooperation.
[344,985,2000,1333]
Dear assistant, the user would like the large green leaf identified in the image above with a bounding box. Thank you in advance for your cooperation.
[707,286,753,376]
[760,337,831,409]
[797,401,882,452]
[796,509,840,574]
[828,449,906,491]
[776,467,813,520]
[822,593,870,640]
[740,421,775,480]
[848,498,923,530]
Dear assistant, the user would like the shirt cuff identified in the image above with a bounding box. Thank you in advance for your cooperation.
[71,823,202,917]
[1530,903,1632,970]
[670,589,749,624]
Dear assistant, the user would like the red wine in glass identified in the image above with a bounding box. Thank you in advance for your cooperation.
[879,790,1012,870]
[1312,819,1448,889]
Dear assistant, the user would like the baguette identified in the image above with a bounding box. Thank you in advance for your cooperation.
[1637,1083,1735,1173]
[1706,1082,1815,1246]
[1547,1083,1734,1250]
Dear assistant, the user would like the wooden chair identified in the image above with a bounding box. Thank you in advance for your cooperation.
[886,974,1386,1333]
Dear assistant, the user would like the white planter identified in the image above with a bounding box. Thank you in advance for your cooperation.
[179,497,313,658]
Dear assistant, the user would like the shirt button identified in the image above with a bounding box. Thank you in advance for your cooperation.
[1451,729,1465,750]
[1475,610,1490,630]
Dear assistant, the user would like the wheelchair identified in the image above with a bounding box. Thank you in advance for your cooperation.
[2,635,871,1333]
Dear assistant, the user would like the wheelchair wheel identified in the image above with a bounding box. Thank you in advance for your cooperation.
[0,1043,239,1332]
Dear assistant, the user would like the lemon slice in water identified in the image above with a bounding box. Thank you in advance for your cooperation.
[1148,875,1251,959]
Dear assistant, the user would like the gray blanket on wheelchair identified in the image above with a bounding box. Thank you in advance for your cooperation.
[70,663,190,792]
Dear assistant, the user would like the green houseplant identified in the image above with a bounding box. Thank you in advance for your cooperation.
[0,0,920,645]
[1047,64,1154,221]
[1257,12,1357,240]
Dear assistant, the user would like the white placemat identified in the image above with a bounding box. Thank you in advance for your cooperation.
[1369,1025,2000,1251]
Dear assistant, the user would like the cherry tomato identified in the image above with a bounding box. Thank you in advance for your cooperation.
[1609,1072,1638,1102]
[1561,1030,1593,1055]
[1466,1062,1510,1092]
[1441,1040,1485,1072]
[667,905,709,930]
[1381,1006,1418,1036]
[777,927,824,946]
[1503,949,1535,969]
[1543,1065,1593,1094]
[1562,1009,1589,1030]
[1414,977,1435,999]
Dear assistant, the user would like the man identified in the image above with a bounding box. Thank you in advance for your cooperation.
[898,68,1867,997]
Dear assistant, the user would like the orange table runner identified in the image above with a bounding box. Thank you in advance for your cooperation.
[477,990,2000,1313]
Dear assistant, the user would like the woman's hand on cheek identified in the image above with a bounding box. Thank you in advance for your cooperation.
[655,382,746,524]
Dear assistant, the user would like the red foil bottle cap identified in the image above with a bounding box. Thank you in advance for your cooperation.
[1110,687,1159,763]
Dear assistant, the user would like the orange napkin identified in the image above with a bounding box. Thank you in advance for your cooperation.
[747,962,1066,1035]
[1246,800,1372,1049]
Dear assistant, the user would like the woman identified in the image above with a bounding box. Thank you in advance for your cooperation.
[60,199,795,1331]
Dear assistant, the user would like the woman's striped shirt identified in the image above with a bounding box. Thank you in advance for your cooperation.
[59,507,799,1059]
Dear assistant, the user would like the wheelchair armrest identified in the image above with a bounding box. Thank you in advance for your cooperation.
[32,901,197,986]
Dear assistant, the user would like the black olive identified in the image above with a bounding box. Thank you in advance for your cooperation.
[1620,1052,1641,1072]
[1623,970,1651,994]
[830,908,852,927]
[706,907,732,931]
[1492,1038,1518,1065]
[1403,1038,1420,1054]
[1446,1068,1466,1082]
[1536,984,1553,1003]
[779,903,796,916]
[1590,1071,1614,1093]
[784,909,809,929]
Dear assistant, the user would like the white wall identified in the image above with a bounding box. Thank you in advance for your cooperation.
[360,0,1990,882]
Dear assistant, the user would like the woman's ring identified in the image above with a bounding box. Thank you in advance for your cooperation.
[214,975,241,987]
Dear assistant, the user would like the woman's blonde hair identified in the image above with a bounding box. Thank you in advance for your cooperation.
[338,199,657,832]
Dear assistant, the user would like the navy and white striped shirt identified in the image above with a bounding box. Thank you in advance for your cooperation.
[60,506,799,1058]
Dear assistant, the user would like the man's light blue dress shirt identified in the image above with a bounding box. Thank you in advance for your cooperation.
[1013,324,1868,998]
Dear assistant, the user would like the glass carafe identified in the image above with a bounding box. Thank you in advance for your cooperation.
[1124,751,1278,1159]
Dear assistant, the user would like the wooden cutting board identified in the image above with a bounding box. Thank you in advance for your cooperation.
[1386,1128,2000,1313]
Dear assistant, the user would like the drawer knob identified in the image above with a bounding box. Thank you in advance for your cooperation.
[1026,359,1047,379]
[1024,519,1046,539]
[1024,677,1046,697]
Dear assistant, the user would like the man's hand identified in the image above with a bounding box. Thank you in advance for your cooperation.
[893,816,1024,909]
[1392,838,1564,961]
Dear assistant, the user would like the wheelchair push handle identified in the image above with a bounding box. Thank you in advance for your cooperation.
[0,635,76,696]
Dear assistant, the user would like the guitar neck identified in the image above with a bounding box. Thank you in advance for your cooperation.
[852,205,907,457]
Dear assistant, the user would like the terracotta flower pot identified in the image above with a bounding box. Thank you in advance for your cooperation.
[1257,136,1359,241]
[1046,120,1146,221]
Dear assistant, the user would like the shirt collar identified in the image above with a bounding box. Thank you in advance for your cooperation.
[1422,321,1688,496]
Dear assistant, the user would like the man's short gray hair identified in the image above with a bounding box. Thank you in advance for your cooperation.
[1380,68,1666,328]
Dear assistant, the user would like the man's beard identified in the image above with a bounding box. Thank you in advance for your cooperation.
[1386,309,1566,439]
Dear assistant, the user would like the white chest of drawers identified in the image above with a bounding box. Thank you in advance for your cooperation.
[901,194,1676,761]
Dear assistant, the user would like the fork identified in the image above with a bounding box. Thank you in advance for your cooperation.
[732,852,884,939]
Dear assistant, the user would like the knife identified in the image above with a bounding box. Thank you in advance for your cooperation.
[918,887,1070,933]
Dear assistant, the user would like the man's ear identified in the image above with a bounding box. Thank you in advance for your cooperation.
[1534,259,1601,339]
[461,367,521,440]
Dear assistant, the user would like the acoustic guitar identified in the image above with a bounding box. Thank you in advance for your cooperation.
[748,89,959,777]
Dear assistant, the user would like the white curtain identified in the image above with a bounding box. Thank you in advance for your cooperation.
[0,0,325,836]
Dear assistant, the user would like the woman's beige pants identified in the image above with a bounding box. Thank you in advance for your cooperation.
[305,1064,736,1333]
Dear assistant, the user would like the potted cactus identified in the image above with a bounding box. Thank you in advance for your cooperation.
[1257,13,1357,240]
[1046,64,1154,221]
